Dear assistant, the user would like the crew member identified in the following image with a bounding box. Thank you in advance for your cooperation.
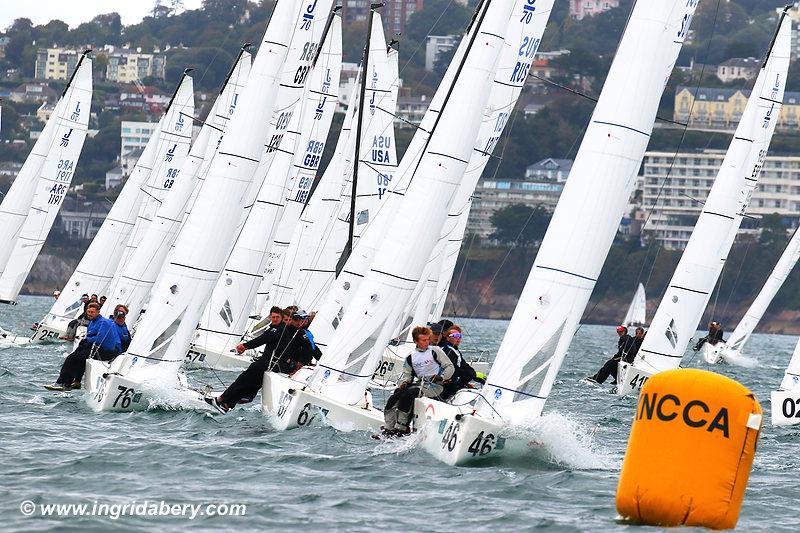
[383,326,455,436]
[46,303,120,391]
[588,325,635,384]
[441,325,479,399]
[694,321,724,351]
[206,308,315,412]
[112,304,132,353]
[60,293,91,341]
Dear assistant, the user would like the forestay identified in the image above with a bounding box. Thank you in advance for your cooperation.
[623,283,647,326]
[102,50,252,322]
[39,74,195,329]
[263,12,397,312]
[726,227,800,353]
[476,0,700,423]
[193,12,339,356]
[0,53,93,303]
[310,0,510,406]
[108,0,332,384]
[629,14,790,377]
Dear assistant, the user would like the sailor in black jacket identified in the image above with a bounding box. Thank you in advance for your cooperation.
[206,308,316,412]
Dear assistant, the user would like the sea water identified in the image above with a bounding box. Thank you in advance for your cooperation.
[1,295,798,531]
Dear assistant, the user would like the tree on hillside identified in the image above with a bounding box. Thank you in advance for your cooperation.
[490,203,552,247]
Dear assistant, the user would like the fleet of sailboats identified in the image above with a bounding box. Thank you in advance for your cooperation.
[4,0,800,465]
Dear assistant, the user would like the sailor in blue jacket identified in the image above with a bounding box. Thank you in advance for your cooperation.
[111,304,132,353]
[46,302,122,391]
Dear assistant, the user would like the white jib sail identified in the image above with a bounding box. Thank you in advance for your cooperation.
[631,16,790,376]
[0,54,93,303]
[262,12,396,313]
[39,74,195,329]
[110,75,194,281]
[311,0,510,406]
[404,0,554,327]
[727,227,800,353]
[779,337,800,391]
[476,0,700,423]
[193,12,339,356]
[102,50,252,322]
[623,283,647,326]
[109,0,331,384]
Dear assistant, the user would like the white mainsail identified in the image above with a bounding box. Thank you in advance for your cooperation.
[626,15,790,383]
[779,338,800,391]
[101,50,252,322]
[726,227,800,353]
[35,73,195,336]
[101,0,332,388]
[0,53,93,303]
[192,13,340,357]
[476,0,700,423]
[310,0,510,406]
[622,283,647,326]
[263,12,398,312]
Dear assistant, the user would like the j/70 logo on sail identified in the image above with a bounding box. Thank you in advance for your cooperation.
[637,392,730,438]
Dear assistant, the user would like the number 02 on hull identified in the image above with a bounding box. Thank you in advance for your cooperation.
[770,389,800,426]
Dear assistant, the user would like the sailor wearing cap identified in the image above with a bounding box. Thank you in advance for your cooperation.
[587,325,636,384]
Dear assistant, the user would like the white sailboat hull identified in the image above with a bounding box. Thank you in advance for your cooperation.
[30,321,69,343]
[262,369,384,432]
[84,359,201,413]
[184,343,255,371]
[616,362,654,397]
[702,342,724,365]
[414,395,507,466]
[770,388,800,426]
[0,326,31,348]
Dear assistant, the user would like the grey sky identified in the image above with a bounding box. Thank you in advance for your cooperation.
[0,1,204,31]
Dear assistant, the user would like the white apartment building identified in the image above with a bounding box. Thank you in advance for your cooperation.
[120,121,158,174]
[466,159,573,239]
[569,0,620,20]
[425,35,458,71]
[35,48,82,80]
[716,57,759,83]
[106,49,167,83]
[642,150,800,249]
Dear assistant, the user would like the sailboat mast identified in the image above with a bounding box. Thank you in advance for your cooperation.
[337,3,382,276]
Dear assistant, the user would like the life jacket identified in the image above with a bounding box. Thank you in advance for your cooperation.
[406,347,445,378]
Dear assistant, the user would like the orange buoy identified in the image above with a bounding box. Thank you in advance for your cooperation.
[616,368,762,529]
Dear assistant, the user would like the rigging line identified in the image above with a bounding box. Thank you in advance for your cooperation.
[719,233,755,321]
[466,206,539,319]
[527,74,689,128]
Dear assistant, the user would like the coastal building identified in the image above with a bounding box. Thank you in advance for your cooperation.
[425,35,458,71]
[569,0,620,20]
[642,149,800,249]
[56,198,110,240]
[466,158,573,239]
[674,86,800,132]
[0,37,9,59]
[716,57,759,82]
[9,82,57,103]
[119,85,170,115]
[35,48,82,80]
[385,0,423,37]
[120,122,157,174]
[106,49,167,83]
[395,95,428,127]
[36,102,56,122]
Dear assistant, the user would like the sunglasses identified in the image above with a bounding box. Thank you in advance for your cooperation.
[448,332,463,339]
